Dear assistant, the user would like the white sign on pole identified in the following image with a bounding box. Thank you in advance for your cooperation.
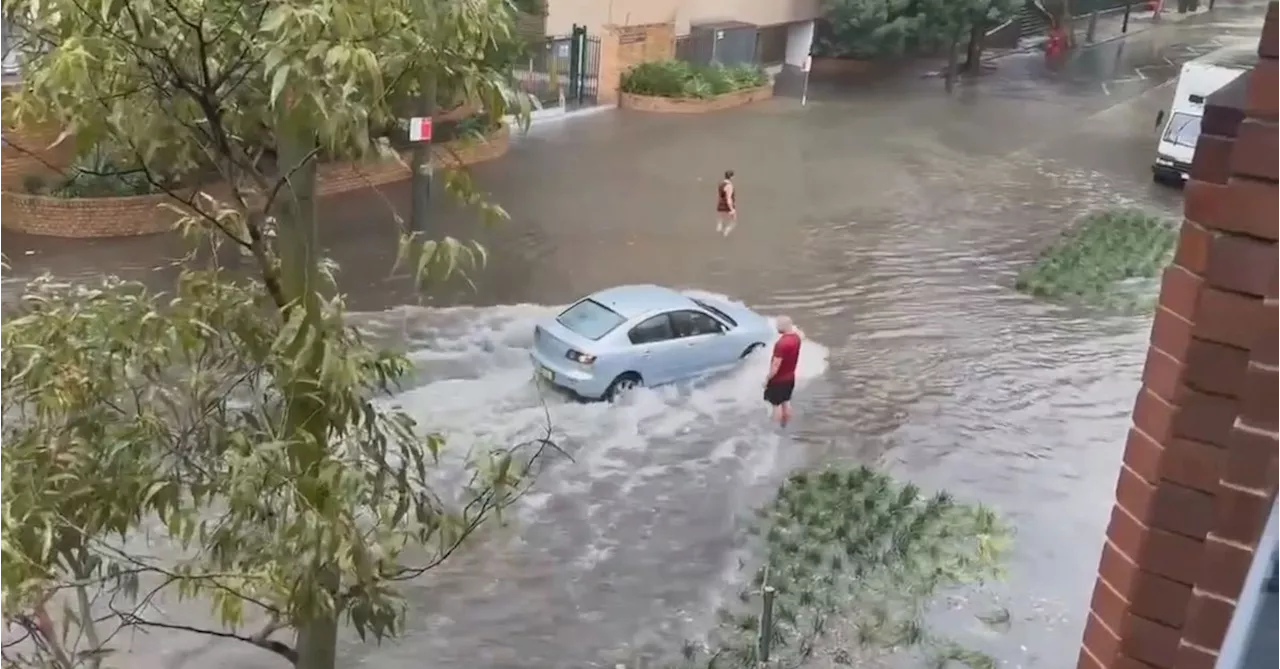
[408,117,433,142]
[802,55,812,73]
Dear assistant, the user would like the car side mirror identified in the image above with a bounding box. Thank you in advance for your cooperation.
[1155,110,1165,130]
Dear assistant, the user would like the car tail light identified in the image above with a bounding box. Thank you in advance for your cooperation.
[566,349,596,365]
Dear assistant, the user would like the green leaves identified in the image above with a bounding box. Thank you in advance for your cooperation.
[1014,208,1177,311]
[680,466,1011,669]
[2,271,559,666]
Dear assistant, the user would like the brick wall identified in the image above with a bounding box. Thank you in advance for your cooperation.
[598,22,677,105]
[1,124,73,187]
[1078,4,1279,669]
[1,126,511,238]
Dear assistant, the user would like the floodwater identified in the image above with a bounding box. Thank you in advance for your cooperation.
[1,4,1270,667]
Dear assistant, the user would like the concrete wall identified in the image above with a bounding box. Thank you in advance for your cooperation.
[1077,3,1280,669]
[596,22,678,105]
[784,19,815,66]
[545,0,821,38]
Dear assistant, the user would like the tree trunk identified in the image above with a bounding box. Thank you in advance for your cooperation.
[274,105,338,669]
[273,108,322,308]
[963,21,985,73]
[1060,0,1076,47]
[409,71,438,235]
[945,33,960,93]
[294,611,339,669]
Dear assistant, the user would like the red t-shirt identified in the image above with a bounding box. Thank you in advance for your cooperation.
[771,333,801,383]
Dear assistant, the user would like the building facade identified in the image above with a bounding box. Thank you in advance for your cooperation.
[541,0,820,69]
[1076,3,1279,669]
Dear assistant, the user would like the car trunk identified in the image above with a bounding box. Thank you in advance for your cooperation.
[533,319,594,363]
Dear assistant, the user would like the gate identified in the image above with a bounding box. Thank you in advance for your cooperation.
[513,25,601,108]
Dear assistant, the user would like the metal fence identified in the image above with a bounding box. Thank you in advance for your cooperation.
[511,26,601,108]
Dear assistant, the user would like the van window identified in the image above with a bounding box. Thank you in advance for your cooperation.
[1162,112,1202,149]
[557,299,625,340]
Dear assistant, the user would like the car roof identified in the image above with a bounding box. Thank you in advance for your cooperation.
[586,284,694,319]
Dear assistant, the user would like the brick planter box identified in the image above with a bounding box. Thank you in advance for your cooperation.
[1,190,189,238]
[315,123,511,197]
[1,125,511,238]
[618,85,773,114]
[808,57,876,76]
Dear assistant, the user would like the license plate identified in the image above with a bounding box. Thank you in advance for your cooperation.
[539,367,554,382]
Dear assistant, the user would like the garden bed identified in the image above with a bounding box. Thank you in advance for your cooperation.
[1015,208,1178,310]
[316,122,510,198]
[619,85,773,114]
[1,123,510,238]
[671,466,1009,668]
[1,190,190,238]
[618,60,772,114]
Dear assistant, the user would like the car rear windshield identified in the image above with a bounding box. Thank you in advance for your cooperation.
[692,298,737,327]
[557,299,626,340]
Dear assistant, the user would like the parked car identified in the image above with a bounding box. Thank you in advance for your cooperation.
[530,284,775,401]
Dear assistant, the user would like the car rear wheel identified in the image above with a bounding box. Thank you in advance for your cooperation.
[740,343,766,359]
[605,373,643,402]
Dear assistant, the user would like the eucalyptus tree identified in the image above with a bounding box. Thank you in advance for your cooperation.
[0,0,549,667]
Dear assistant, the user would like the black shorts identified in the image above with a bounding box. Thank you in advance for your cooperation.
[763,380,795,406]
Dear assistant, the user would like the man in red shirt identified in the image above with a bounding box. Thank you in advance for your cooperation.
[763,315,803,428]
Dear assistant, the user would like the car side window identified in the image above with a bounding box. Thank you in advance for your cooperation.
[628,314,675,345]
[670,310,725,338]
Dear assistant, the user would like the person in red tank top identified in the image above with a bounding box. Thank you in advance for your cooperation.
[715,169,736,237]
[763,315,803,428]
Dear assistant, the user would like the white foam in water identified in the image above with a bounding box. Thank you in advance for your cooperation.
[350,299,830,659]
[353,300,829,490]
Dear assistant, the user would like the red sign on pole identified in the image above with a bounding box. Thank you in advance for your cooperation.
[409,117,433,142]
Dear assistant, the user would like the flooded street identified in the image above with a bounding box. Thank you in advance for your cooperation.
[2,5,1270,667]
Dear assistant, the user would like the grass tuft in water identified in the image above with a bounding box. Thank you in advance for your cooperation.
[656,466,1012,669]
[1014,207,1178,310]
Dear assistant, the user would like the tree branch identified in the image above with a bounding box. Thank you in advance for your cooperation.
[116,615,298,664]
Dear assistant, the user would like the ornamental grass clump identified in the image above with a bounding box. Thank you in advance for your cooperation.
[665,466,1011,669]
[619,60,769,99]
[1015,208,1178,310]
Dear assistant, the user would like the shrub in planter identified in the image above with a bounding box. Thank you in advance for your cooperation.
[620,60,769,99]
[1015,208,1177,310]
[23,152,182,198]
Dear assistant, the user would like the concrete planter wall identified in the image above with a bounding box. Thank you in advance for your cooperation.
[2,125,510,238]
[618,85,773,114]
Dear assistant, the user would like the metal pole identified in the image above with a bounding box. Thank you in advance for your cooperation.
[800,70,810,106]
[758,585,776,664]
[409,72,436,234]
[1122,2,1132,32]
[1086,9,1100,42]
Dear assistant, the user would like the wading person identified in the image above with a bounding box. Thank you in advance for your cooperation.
[715,170,736,236]
[763,316,803,428]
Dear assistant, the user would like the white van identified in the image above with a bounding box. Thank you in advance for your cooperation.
[1152,45,1255,185]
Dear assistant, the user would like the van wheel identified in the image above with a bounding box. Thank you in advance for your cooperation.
[740,343,766,359]
[605,373,643,402]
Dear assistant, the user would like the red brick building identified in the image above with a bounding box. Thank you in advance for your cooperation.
[1078,3,1279,669]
